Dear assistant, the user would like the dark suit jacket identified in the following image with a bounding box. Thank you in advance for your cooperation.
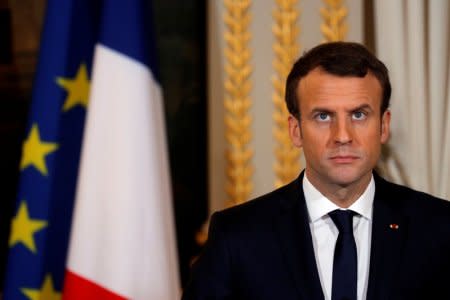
[182,172,450,299]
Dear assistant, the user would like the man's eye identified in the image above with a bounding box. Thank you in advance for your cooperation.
[316,112,330,121]
[352,111,366,120]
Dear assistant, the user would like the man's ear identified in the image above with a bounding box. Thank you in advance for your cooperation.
[288,115,302,148]
[380,109,391,144]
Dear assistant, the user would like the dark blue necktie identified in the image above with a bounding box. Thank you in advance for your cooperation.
[329,209,357,300]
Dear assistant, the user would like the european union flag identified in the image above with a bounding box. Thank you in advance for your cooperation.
[3,1,102,298]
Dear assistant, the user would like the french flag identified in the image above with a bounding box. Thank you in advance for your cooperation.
[63,1,180,299]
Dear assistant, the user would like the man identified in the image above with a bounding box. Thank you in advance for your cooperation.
[182,42,450,300]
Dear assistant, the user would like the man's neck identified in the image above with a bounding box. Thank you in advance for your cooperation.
[305,170,373,208]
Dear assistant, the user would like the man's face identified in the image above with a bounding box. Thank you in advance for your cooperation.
[288,67,390,189]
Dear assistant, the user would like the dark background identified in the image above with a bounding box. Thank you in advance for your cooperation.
[153,0,208,286]
[0,0,208,289]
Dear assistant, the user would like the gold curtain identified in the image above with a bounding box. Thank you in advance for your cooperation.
[223,0,254,206]
[272,0,301,188]
[321,0,348,41]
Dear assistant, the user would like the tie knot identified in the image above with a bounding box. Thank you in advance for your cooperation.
[329,209,355,233]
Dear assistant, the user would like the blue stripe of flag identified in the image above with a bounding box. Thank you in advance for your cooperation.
[98,0,160,83]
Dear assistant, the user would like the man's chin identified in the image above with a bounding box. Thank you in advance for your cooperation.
[324,168,370,187]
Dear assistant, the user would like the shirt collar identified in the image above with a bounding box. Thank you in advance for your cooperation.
[303,172,375,223]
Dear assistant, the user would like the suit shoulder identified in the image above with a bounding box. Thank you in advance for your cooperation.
[379,177,450,217]
[212,180,298,228]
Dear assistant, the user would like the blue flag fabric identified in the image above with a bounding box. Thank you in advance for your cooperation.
[3,1,101,298]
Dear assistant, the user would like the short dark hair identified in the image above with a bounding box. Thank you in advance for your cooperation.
[285,42,391,118]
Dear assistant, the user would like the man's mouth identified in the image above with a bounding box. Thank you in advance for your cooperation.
[329,155,359,163]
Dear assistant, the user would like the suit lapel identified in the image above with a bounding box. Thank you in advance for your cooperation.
[273,173,325,300]
[366,174,409,300]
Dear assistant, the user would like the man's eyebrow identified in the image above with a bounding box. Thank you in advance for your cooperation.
[309,107,334,115]
[308,104,374,116]
[349,104,373,112]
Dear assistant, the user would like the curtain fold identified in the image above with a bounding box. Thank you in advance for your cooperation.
[374,0,450,199]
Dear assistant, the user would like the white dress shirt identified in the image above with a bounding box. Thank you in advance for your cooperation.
[303,173,374,300]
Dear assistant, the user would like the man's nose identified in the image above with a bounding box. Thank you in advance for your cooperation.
[332,117,352,144]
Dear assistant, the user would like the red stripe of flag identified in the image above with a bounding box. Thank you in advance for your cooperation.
[63,270,128,300]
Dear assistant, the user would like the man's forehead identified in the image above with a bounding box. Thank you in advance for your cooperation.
[298,69,381,94]
[296,68,383,113]
[299,67,378,84]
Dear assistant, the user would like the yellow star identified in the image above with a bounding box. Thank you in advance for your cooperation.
[21,274,61,300]
[9,201,47,253]
[56,63,90,111]
[20,124,58,176]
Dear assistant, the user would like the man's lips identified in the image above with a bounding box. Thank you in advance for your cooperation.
[329,155,360,163]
